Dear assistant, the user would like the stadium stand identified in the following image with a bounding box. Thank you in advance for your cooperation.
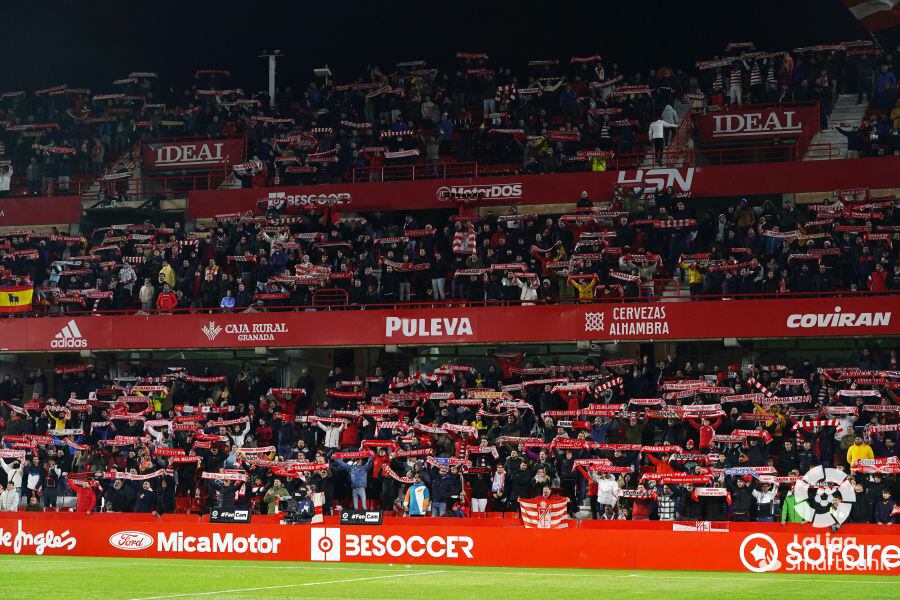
[0,39,896,200]
[0,40,897,534]
[0,187,897,315]
[0,351,897,522]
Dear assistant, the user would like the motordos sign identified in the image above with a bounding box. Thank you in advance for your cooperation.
[436,182,523,203]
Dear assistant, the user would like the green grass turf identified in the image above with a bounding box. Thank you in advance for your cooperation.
[0,556,897,599]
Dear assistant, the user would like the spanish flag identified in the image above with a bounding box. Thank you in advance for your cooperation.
[0,285,33,313]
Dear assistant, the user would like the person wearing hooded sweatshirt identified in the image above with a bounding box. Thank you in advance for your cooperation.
[592,471,620,516]
[780,490,805,523]
[404,475,430,516]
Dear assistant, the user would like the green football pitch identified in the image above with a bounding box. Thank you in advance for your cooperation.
[0,556,897,599]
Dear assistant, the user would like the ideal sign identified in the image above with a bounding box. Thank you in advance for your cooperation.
[142,138,244,170]
[697,105,819,141]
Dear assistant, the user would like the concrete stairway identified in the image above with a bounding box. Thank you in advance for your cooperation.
[804,94,867,160]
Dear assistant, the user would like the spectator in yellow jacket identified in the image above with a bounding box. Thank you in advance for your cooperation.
[159,260,176,288]
[846,435,874,467]
[679,260,705,298]
[568,275,597,300]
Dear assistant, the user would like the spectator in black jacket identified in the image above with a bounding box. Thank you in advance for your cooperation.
[103,479,134,512]
[467,471,491,514]
[430,468,455,517]
[677,484,704,520]
[157,478,176,515]
[380,265,399,302]
[134,481,159,514]
[848,482,873,523]
[729,477,756,521]
[874,489,896,525]
[798,439,818,473]
[508,461,533,506]
[778,440,799,473]
[556,450,578,516]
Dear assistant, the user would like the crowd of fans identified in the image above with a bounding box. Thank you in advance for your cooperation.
[1,187,897,314]
[0,349,897,523]
[0,41,896,197]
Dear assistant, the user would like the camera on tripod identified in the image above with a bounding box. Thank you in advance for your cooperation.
[279,487,315,524]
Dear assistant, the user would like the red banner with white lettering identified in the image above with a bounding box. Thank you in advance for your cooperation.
[142,138,244,170]
[696,104,820,141]
[0,195,82,226]
[187,157,900,216]
[0,513,897,574]
[0,296,895,352]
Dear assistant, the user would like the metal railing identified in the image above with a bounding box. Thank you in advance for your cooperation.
[12,289,895,319]
[349,162,479,183]
[45,169,229,203]
[695,142,839,166]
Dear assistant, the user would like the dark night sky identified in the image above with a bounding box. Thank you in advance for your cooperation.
[1,0,870,93]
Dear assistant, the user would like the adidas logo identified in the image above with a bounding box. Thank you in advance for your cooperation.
[50,319,88,348]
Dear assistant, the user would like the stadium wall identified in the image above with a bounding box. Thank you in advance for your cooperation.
[0,513,897,574]
[1,296,896,352]
[187,157,900,217]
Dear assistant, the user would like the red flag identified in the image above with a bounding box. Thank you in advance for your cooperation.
[518,496,569,529]
[844,0,900,32]
[452,229,477,255]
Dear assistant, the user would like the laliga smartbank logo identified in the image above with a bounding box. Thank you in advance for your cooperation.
[792,466,854,528]
[738,466,899,574]
[739,532,900,573]
[739,533,783,573]
[309,527,474,562]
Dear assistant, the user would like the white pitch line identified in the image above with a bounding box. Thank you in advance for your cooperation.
[612,573,900,584]
[0,557,417,573]
[127,570,446,600]
[3,557,897,585]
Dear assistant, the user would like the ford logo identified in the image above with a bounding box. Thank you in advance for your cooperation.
[109,531,154,551]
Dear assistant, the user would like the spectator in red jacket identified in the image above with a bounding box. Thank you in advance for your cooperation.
[868,262,888,293]
[629,485,656,520]
[646,451,677,474]
[67,479,97,513]
[155,285,179,311]
[255,418,273,447]
[687,416,722,450]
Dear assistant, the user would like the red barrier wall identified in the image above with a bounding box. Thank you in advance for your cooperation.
[0,513,896,574]
[0,195,82,226]
[1,296,896,352]
[187,157,900,217]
